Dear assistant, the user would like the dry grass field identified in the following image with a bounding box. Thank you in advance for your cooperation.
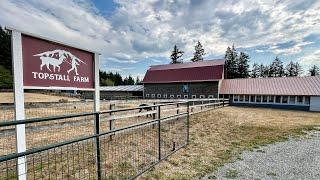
[142,106,320,179]
[0,92,80,104]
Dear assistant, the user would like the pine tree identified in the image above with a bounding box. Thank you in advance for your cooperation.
[224,45,238,79]
[237,52,250,78]
[191,41,205,62]
[263,65,271,77]
[294,62,303,76]
[127,76,135,85]
[0,26,11,72]
[170,45,184,64]
[258,64,264,77]
[309,65,320,76]
[251,63,259,78]
[286,61,296,77]
[135,76,141,85]
[270,57,284,77]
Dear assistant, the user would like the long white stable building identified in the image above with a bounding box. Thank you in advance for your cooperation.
[219,76,320,112]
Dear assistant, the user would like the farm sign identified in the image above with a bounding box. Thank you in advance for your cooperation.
[22,34,94,89]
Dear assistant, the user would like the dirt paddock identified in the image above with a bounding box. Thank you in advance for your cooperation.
[142,106,320,179]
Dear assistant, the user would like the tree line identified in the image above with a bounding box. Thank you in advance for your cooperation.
[99,70,140,86]
[224,44,319,79]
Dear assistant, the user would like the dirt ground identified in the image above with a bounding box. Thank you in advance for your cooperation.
[0,92,80,103]
[142,106,320,179]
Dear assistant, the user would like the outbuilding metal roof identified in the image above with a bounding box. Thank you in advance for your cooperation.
[220,76,320,96]
[100,85,143,92]
[142,59,224,83]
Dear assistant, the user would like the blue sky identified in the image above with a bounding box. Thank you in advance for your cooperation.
[1,0,319,79]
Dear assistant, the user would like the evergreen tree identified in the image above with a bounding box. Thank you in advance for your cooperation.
[237,52,250,78]
[127,76,135,85]
[224,45,238,79]
[258,64,266,77]
[294,62,303,76]
[309,65,320,76]
[114,72,123,85]
[170,45,183,64]
[0,26,12,89]
[0,26,11,72]
[135,76,141,85]
[263,65,271,77]
[0,65,13,89]
[270,57,284,77]
[251,63,259,78]
[191,41,205,62]
[285,61,295,77]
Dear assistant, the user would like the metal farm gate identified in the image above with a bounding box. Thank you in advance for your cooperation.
[0,99,228,179]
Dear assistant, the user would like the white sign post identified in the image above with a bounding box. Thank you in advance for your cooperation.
[8,27,100,179]
[12,30,27,180]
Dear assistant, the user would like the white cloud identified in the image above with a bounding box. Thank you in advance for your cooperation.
[0,0,319,65]
[270,41,315,55]
[301,50,320,65]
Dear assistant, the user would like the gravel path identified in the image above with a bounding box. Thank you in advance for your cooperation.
[203,130,320,180]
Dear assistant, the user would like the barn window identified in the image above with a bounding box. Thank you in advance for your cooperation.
[256,96,261,103]
[163,94,167,98]
[304,96,310,104]
[239,95,244,102]
[151,94,155,98]
[146,94,150,97]
[177,94,181,98]
[262,96,268,103]
[192,95,196,99]
[157,94,161,98]
[269,96,274,103]
[282,96,288,104]
[297,96,303,104]
[182,84,189,93]
[244,95,249,102]
[184,95,188,99]
[234,95,239,102]
[275,96,281,103]
[289,96,296,104]
[170,94,174,99]
[250,95,255,103]
[200,95,205,99]
[208,95,214,99]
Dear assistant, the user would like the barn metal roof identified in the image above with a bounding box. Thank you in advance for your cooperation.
[100,85,143,92]
[220,76,320,96]
[142,59,224,83]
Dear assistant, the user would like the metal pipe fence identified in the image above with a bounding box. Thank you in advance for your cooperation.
[0,99,228,179]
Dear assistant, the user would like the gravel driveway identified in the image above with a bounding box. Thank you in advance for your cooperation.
[203,130,320,180]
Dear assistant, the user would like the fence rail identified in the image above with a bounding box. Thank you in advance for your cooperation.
[0,99,228,179]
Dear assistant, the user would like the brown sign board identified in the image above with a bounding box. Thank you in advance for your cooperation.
[22,34,94,89]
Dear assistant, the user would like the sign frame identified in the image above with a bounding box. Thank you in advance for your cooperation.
[7,26,100,180]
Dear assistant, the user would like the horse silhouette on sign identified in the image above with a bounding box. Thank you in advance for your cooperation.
[33,50,86,74]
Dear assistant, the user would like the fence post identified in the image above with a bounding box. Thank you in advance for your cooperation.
[176,103,179,115]
[153,102,156,120]
[109,104,115,130]
[95,113,102,180]
[187,101,190,144]
[157,105,161,160]
[201,100,203,110]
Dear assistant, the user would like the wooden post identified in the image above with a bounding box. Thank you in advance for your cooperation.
[176,103,179,114]
[109,104,115,131]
